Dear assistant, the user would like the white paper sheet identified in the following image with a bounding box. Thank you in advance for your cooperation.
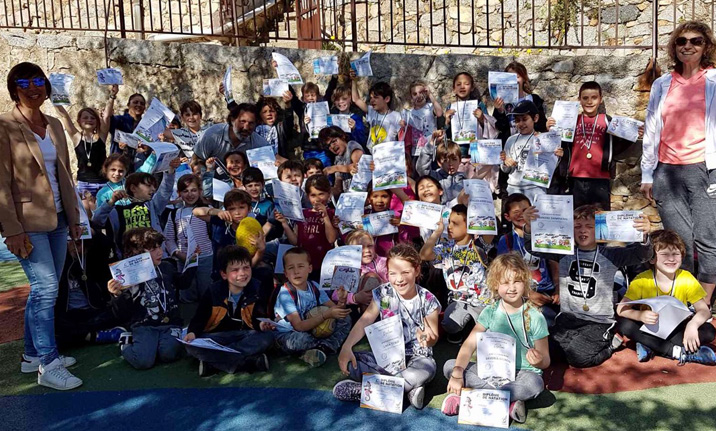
[113,130,142,149]
[470,139,502,165]
[450,100,479,144]
[522,131,562,188]
[607,116,644,142]
[362,211,399,237]
[328,114,352,133]
[319,245,362,289]
[49,73,74,106]
[488,71,519,105]
[365,315,406,375]
[134,98,175,143]
[551,101,580,142]
[96,68,123,85]
[262,78,289,98]
[595,211,644,243]
[247,146,278,180]
[372,141,407,191]
[458,389,510,428]
[144,142,181,173]
[271,180,304,221]
[624,296,694,339]
[349,155,373,192]
[313,56,339,75]
[335,192,368,222]
[307,101,330,139]
[176,337,240,353]
[223,66,234,104]
[330,265,361,293]
[360,374,404,414]
[350,51,373,77]
[531,194,574,255]
[477,332,517,383]
[272,52,303,84]
[212,178,232,203]
[109,252,157,287]
[464,180,498,235]
[400,201,443,230]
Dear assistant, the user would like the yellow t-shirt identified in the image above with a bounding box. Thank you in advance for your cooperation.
[625,269,706,306]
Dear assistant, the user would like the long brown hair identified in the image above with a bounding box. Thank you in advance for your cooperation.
[667,20,716,73]
[505,61,532,94]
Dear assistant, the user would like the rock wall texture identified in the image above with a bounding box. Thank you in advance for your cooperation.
[0,31,660,221]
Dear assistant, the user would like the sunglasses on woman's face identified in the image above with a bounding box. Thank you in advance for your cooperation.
[676,36,706,47]
[15,77,46,89]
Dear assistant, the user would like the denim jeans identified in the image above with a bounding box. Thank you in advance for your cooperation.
[20,211,68,366]
[185,330,275,373]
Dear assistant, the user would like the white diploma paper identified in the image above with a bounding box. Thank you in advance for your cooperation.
[362,211,399,237]
[109,252,157,287]
[372,141,407,191]
[607,116,644,142]
[350,155,373,192]
[271,179,305,222]
[313,56,339,75]
[458,389,510,428]
[96,68,123,85]
[531,194,574,255]
[319,245,362,289]
[551,101,580,142]
[624,296,693,339]
[49,73,74,106]
[360,374,404,414]
[350,51,373,77]
[522,131,562,188]
[477,332,517,383]
[307,101,330,139]
[488,72,519,105]
[272,52,303,84]
[365,315,406,375]
[464,180,498,235]
[400,201,443,231]
[470,139,502,165]
[262,78,289,98]
[595,211,643,243]
[450,100,479,144]
[247,146,278,179]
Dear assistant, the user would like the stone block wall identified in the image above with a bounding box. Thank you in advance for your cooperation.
[0,31,660,221]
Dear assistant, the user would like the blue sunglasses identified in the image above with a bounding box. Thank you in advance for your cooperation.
[15,77,46,89]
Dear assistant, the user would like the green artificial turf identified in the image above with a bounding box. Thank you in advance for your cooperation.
[0,262,27,292]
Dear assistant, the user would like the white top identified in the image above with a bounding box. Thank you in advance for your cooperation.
[33,131,62,212]
[366,107,401,150]
[404,103,436,139]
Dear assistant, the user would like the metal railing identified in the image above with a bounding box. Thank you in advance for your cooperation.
[0,0,714,52]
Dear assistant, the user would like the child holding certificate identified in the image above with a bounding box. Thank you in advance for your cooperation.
[319,126,364,195]
[442,254,550,423]
[420,204,489,343]
[255,96,298,160]
[416,135,465,203]
[272,248,351,367]
[616,230,716,365]
[334,244,441,410]
[330,85,367,147]
[522,204,653,368]
[401,80,443,156]
[108,228,184,370]
[350,78,402,150]
[365,188,412,257]
[95,154,132,208]
[500,100,564,204]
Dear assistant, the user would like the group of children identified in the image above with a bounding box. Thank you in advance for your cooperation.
[40,61,716,423]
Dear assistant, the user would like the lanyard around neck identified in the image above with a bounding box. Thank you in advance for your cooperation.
[501,299,532,349]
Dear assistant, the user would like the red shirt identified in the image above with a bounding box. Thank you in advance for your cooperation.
[298,208,335,267]
[569,113,610,179]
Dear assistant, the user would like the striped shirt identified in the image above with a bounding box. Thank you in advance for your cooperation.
[164,206,213,257]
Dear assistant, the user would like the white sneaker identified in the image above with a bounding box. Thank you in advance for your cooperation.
[37,358,83,390]
[21,354,77,373]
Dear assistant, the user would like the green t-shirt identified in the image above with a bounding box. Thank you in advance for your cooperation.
[477,302,549,374]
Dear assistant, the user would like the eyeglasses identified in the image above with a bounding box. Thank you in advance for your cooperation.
[675,36,706,47]
[15,77,46,89]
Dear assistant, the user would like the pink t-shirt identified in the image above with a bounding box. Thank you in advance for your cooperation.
[659,70,708,165]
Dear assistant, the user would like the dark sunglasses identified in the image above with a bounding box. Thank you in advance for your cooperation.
[15,77,46,89]
[675,36,705,47]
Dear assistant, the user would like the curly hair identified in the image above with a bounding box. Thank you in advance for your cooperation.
[667,20,716,72]
[486,253,536,331]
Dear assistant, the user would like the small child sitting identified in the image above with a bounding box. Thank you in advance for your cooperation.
[416,135,465,204]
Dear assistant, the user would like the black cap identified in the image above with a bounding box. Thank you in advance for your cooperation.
[512,100,538,116]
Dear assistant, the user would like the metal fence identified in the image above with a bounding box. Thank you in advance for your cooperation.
[0,0,714,52]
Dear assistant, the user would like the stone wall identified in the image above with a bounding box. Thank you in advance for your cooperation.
[0,31,659,221]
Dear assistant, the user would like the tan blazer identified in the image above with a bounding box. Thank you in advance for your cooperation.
[0,107,80,237]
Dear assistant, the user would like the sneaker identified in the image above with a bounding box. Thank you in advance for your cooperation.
[243,354,270,373]
[679,346,716,366]
[118,332,133,352]
[446,333,464,345]
[198,360,217,377]
[636,342,654,363]
[408,386,425,410]
[441,394,461,416]
[37,358,83,390]
[509,400,527,423]
[299,349,327,368]
[610,333,624,352]
[332,379,361,402]
[21,354,76,374]
[95,326,127,344]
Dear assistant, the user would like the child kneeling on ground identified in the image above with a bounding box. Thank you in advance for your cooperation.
[271,247,352,367]
[184,245,276,376]
[333,243,442,410]
[616,230,716,365]
[442,254,550,423]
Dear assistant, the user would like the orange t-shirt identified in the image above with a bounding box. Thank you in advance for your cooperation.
[659,70,707,165]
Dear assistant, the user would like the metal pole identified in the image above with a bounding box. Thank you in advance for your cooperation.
[350,0,357,51]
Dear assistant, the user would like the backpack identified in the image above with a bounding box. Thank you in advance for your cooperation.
[267,280,322,321]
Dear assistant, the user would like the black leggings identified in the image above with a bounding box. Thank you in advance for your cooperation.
[616,316,716,357]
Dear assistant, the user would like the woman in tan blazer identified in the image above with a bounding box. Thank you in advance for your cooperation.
[0,62,83,390]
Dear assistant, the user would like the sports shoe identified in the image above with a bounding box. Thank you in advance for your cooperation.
[333,379,361,402]
[509,400,527,423]
[679,346,716,366]
[408,386,425,410]
[609,333,624,352]
[95,326,127,344]
[21,354,76,374]
[243,354,270,373]
[118,332,133,352]
[299,349,327,368]
[446,333,464,345]
[38,358,83,390]
[441,394,461,416]
[636,342,654,363]
[199,360,217,377]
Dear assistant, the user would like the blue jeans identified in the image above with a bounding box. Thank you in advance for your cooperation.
[20,212,68,365]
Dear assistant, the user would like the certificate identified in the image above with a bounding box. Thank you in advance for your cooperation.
[350,51,373,77]
[551,101,580,142]
[144,142,181,173]
[319,245,362,289]
[109,252,157,287]
[458,389,510,428]
[595,211,643,243]
[272,52,303,84]
[623,296,693,339]
[464,180,497,235]
[271,179,304,222]
[360,374,404,414]
[49,73,74,106]
[362,211,398,237]
[470,139,502,165]
[223,66,234,104]
[247,146,278,179]
[477,332,517,383]
[522,131,562,188]
[330,265,361,293]
[531,194,574,255]
[607,116,644,142]
[328,114,352,133]
[488,71,519,105]
[262,78,289,98]
[307,101,330,139]
[400,201,443,230]
[365,315,406,375]
[211,178,232,203]
[113,130,142,149]
[372,142,407,191]
[96,68,123,85]
[335,192,368,222]
[135,98,175,143]
[69,189,92,240]
[274,244,295,274]
[313,56,339,75]
[350,155,373,192]
[450,100,479,143]
[176,337,240,354]
[171,129,198,152]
